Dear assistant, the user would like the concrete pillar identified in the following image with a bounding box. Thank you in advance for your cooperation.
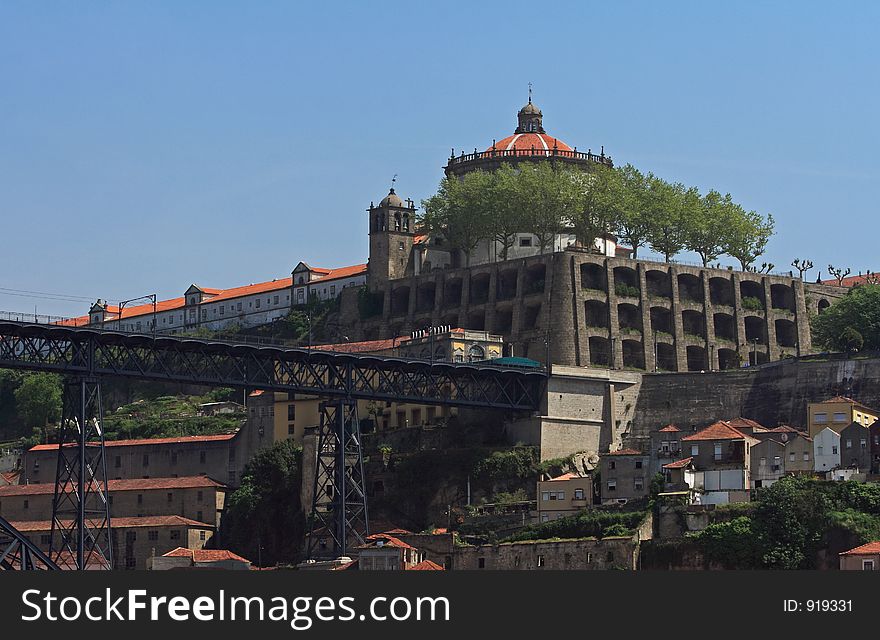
[731,271,748,364]
[431,274,444,325]
[509,260,526,336]
[762,277,777,361]
[793,279,811,355]
[484,269,498,333]
[668,267,686,372]
[702,270,718,371]
[637,263,655,372]
[605,261,623,369]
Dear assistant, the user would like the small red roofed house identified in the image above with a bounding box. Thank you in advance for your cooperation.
[147,547,251,571]
[680,421,758,505]
[839,541,880,570]
[599,448,651,504]
[536,471,592,522]
[355,532,425,570]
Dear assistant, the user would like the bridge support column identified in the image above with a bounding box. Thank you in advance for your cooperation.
[307,398,369,559]
[50,377,112,570]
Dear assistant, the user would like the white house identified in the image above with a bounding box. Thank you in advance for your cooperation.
[813,427,841,472]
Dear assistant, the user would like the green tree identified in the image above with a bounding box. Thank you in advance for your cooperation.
[218,440,305,566]
[421,172,493,266]
[568,164,622,251]
[686,190,731,266]
[721,205,775,271]
[812,284,880,351]
[516,162,572,253]
[645,177,692,262]
[13,373,62,430]
[488,164,528,260]
[614,164,652,259]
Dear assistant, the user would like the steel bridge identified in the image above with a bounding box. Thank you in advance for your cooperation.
[0,321,547,567]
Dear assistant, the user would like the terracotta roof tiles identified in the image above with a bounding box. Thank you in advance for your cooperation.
[29,433,236,452]
[681,421,748,442]
[840,541,880,556]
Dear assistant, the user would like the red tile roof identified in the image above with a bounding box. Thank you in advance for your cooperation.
[820,396,877,412]
[311,337,406,354]
[658,425,680,433]
[408,560,444,571]
[9,515,213,532]
[681,421,748,442]
[840,541,880,556]
[604,448,644,456]
[488,133,573,154]
[0,476,225,497]
[663,457,694,470]
[1,471,20,485]
[821,274,880,288]
[162,547,250,563]
[768,425,803,434]
[382,528,413,535]
[357,533,415,550]
[726,417,766,431]
[28,433,236,452]
[547,472,581,482]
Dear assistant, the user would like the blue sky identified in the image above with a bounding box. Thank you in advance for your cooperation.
[1,1,878,317]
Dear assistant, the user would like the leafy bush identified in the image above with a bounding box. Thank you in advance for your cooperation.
[615,283,640,298]
[503,510,646,542]
[741,296,764,311]
[812,284,880,351]
[357,286,384,319]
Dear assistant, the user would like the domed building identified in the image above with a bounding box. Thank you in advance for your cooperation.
[444,98,612,178]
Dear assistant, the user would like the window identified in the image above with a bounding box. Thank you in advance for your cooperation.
[833,412,847,422]
[199,531,206,541]
[541,491,550,502]
[398,241,405,251]
[606,551,614,562]
[148,530,158,541]
[863,560,875,570]
[586,552,592,564]
[634,478,644,491]
[714,443,722,460]
[519,237,532,248]
[288,425,295,436]
[861,439,868,449]
[478,557,485,569]
[237,302,242,312]
[23,499,29,510]
[691,445,699,456]
[607,480,616,492]
[818,446,824,455]
[170,530,180,540]
[196,510,203,522]
[125,557,137,569]
[220,306,225,316]
[137,494,143,504]
[803,452,810,461]
[557,490,565,500]
[760,457,767,466]
[167,492,173,503]
[574,488,585,500]
[255,298,261,308]
[833,445,838,455]
[40,534,51,545]
[142,454,149,467]
[609,461,616,470]
[288,404,295,421]
[846,439,853,449]
[537,555,544,567]
[635,460,643,469]
[330,286,335,296]
[789,452,795,462]
[541,514,549,522]
[126,531,137,542]
[273,295,279,305]
[814,413,827,423]
[115,456,121,468]
[200,451,206,464]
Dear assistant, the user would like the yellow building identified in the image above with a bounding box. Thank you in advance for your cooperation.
[536,472,592,522]
[808,396,878,437]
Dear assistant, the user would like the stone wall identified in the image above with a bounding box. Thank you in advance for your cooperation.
[630,356,880,443]
[342,247,844,372]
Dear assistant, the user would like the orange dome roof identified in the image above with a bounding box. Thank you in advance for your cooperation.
[487,133,573,155]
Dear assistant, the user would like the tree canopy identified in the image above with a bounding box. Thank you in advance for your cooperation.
[812,283,880,352]
[420,161,774,269]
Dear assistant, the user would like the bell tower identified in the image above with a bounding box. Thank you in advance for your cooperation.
[367,187,416,289]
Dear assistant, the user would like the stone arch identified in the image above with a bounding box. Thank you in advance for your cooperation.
[740,279,764,305]
[498,269,518,300]
[618,303,642,332]
[524,263,547,295]
[589,336,610,367]
[686,346,709,372]
[709,277,735,306]
[581,262,607,292]
[818,298,831,314]
[646,269,672,299]
[678,273,703,303]
[713,313,736,341]
[585,300,609,328]
[745,316,766,344]
[614,266,639,297]
[682,309,706,338]
[650,306,672,335]
[656,343,678,372]
[770,283,796,312]
[775,318,797,348]
[523,304,541,330]
[622,339,645,370]
[495,307,513,333]
[718,348,739,370]
[470,273,490,304]
[444,278,463,307]
[467,309,486,331]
